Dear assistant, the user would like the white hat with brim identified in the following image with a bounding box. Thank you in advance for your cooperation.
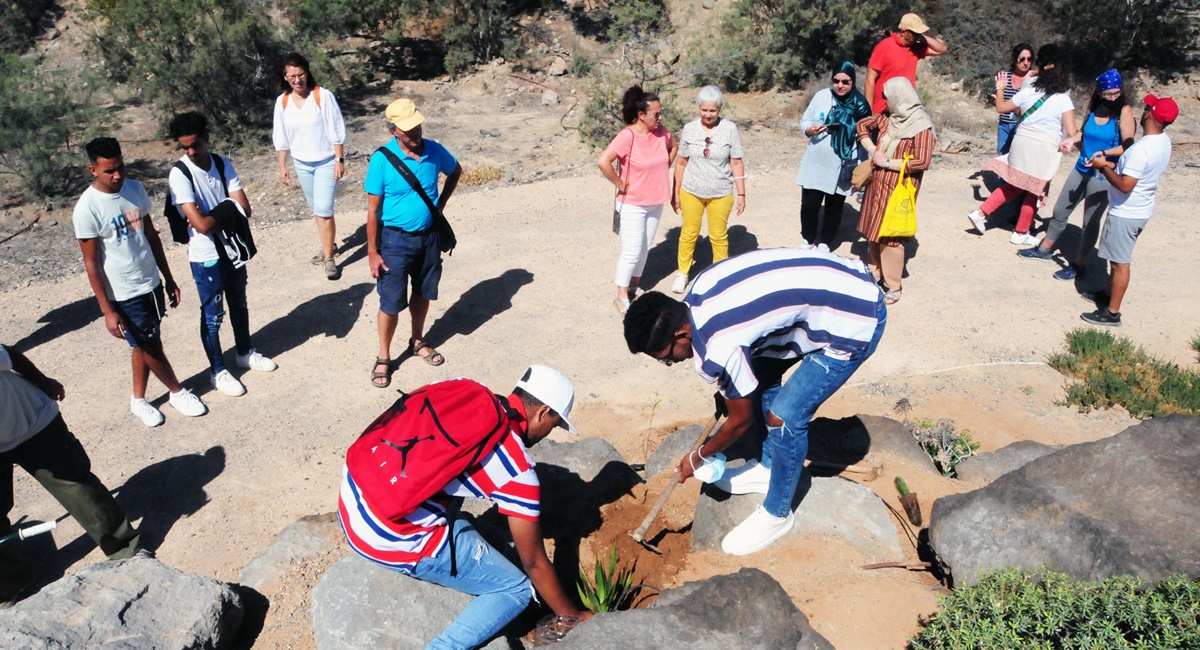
[515,364,580,435]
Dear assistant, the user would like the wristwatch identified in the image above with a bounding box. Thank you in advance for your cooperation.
[336,157,345,164]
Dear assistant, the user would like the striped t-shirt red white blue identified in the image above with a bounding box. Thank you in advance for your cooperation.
[337,398,540,573]
[684,248,883,400]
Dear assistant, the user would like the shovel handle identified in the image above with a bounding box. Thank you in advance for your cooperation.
[632,413,720,542]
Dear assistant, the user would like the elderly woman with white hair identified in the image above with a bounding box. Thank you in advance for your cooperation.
[669,85,746,293]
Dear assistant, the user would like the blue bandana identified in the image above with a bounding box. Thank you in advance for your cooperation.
[1095,69,1122,92]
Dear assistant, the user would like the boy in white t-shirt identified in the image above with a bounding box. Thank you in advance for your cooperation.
[166,112,276,398]
[73,138,207,427]
[1080,95,1177,327]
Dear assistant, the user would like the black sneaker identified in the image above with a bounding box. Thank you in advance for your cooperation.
[1054,265,1080,281]
[1081,308,1121,326]
[1017,245,1053,261]
[1080,291,1110,307]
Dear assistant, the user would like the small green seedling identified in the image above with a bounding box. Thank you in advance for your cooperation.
[577,545,634,613]
[895,476,911,497]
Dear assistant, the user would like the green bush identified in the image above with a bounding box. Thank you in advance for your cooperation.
[83,0,284,145]
[693,0,901,92]
[923,0,1058,97]
[1047,328,1200,419]
[910,568,1200,649]
[0,54,108,199]
[0,0,56,54]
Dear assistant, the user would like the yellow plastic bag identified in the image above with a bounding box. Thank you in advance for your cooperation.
[879,155,917,238]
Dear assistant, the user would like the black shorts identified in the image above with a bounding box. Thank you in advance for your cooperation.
[111,284,166,348]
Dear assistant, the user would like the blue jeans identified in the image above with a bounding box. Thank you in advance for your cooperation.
[997,121,1017,154]
[410,518,532,650]
[758,298,887,517]
[191,260,251,374]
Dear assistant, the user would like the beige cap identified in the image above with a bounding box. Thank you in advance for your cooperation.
[898,13,929,34]
[385,98,425,131]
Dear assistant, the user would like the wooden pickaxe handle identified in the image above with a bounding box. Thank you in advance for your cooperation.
[631,413,720,543]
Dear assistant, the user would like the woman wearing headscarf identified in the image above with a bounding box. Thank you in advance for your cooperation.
[856,77,935,304]
[795,62,872,250]
[1016,68,1135,280]
[990,43,1036,154]
[967,44,1079,246]
[670,85,745,294]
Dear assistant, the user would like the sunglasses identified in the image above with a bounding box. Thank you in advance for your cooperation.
[703,136,712,157]
[1017,56,1033,62]
[833,78,853,85]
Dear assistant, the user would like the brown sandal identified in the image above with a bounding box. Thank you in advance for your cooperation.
[409,338,445,366]
[371,357,392,388]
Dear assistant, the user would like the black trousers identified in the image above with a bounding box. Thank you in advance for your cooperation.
[800,188,847,246]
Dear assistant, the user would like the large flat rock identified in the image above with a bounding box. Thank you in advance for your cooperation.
[0,556,243,649]
[554,568,835,650]
[954,440,1060,484]
[693,468,901,560]
[311,554,511,649]
[929,415,1200,586]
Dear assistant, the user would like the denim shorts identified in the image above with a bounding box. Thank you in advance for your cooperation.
[1097,215,1145,264]
[111,284,166,348]
[294,156,337,217]
[377,226,442,315]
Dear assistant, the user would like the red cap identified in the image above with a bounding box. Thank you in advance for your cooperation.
[1144,94,1179,125]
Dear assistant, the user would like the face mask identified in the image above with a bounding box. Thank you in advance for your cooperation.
[692,452,727,483]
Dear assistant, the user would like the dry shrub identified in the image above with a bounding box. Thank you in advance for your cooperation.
[460,165,504,186]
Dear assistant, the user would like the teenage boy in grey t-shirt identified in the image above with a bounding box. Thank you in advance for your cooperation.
[73,137,207,426]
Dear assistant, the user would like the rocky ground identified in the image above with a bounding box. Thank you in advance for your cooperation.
[4,5,1200,648]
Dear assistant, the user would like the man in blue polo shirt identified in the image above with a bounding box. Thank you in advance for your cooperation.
[364,98,462,388]
[623,248,886,555]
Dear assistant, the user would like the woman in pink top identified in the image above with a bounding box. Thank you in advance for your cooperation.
[597,86,676,315]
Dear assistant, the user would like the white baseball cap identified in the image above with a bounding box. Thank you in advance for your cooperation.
[515,364,579,435]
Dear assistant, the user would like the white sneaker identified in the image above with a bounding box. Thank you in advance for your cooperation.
[816,243,830,253]
[798,240,814,250]
[721,505,795,556]
[711,459,772,495]
[671,273,688,294]
[212,370,246,397]
[131,398,164,428]
[967,209,987,234]
[235,349,277,372]
[1010,231,1040,246]
[168,389,207,417]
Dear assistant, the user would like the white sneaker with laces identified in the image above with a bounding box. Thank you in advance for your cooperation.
[212,370,246,397]
[235,349,277,372]
[967,209,987,234]
[711,459,772,495]
[168,389,208,417]
[131,398,164,427]
[1010,231,1040,246]
[721,505,795,556]
[671,273,688,294]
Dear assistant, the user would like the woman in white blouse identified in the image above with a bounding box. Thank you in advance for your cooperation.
[273,52,347,279]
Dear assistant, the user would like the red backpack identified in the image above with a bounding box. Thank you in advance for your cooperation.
[346,378,518,523]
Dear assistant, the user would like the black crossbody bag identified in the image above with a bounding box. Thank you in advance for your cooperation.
[375,147,457,256]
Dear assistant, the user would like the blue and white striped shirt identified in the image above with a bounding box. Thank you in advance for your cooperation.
[684,248,883,399]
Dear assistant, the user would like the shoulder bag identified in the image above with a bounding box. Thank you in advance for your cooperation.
[375,146,457,256]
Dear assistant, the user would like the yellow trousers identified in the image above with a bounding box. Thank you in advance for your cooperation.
[678,190,734,274]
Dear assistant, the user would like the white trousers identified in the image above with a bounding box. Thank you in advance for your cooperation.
[613,202,664,287]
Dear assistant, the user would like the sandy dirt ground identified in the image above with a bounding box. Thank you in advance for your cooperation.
[3,69,1200,648]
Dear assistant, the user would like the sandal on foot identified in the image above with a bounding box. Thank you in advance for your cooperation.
[614,297,630,315]
[884,288,903,305]
[371,357,392,388]
[409,338,445,366]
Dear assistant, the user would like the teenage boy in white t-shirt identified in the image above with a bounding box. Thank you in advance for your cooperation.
[166,112,276,397]
[1080,95,1177,327]
[73,137,207,427]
